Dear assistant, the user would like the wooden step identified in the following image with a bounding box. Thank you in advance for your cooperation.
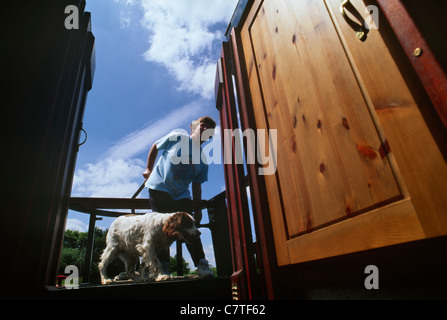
[46,276,232,300]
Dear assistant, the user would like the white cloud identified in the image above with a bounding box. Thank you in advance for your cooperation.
[119,0,137,5]
[137,0,238,99]
[72,100,210,198]
[203,242,216,267]
[111,0,239,102]
[72,158,146,198]
[65,218,88,232]
[103,100,206,160]
[119,11,132,29]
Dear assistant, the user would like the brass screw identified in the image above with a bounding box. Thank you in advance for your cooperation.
[413,48,423,57]
[356,30,366,41]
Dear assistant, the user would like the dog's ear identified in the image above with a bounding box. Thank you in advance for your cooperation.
[178,212,195,229]
[162,212,183,238]
[163,212,195,238]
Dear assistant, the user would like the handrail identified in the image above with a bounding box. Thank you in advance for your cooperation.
[69,197,211,217]
[69,197,151,217]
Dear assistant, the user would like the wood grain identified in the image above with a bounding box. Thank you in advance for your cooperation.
[239,0,446,266]
[246,0,402,236]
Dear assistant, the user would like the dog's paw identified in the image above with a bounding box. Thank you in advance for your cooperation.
[114,272,129,281]
[101,278,113,285]
[155,274,172,282]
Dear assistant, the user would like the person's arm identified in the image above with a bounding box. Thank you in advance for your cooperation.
[192,182,202,224]
[142,143,158,179]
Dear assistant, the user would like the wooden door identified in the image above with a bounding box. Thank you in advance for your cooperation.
[237,0,447,266]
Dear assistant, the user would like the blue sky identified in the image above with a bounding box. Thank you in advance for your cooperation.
[66,0,239,268]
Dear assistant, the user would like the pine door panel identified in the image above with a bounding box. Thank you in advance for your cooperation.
[239,0,430,265]
[325,0,447,238]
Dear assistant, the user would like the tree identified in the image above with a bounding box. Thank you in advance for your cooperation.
[59,247,83,271]
[58,227,110,284]
[62,229,86,248]
[169,255,190,275]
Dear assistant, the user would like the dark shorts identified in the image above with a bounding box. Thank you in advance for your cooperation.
[148,188,193,213]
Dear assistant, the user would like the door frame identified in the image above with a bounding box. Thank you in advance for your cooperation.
[215,41,263,299]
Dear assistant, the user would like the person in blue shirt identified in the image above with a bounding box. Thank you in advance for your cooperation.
[142,116,216,278]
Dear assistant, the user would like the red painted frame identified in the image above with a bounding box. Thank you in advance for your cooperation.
[215,42,260,300]
[376,0,447,128]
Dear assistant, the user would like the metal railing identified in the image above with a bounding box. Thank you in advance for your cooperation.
[68,186,232,284]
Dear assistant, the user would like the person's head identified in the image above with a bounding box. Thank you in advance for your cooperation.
[190,116,216,144]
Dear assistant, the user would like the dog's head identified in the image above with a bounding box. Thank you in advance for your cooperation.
[162,212,201,244]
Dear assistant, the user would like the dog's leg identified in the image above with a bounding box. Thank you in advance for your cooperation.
[137,261,149,280]
[137,243,166,281]
[98,246,119,285]
[123,255,141,281]
[156,247,171,278]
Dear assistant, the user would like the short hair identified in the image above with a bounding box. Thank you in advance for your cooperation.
[190,116,216,134]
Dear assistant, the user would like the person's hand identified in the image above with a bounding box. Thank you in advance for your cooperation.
[142,168,151,179]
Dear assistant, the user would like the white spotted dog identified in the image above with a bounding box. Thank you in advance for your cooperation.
[99,212,200,284]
